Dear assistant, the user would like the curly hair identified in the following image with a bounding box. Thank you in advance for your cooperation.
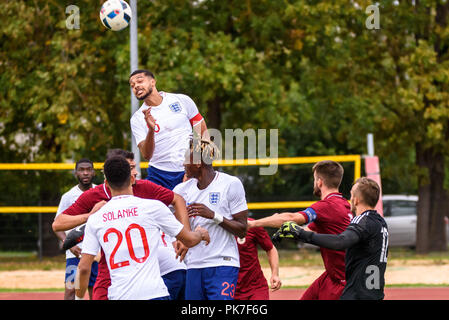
[189,138,220,166]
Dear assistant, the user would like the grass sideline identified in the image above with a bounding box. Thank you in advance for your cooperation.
[0,247,447,271]
[258,247,449,268]
[0,249,448,293]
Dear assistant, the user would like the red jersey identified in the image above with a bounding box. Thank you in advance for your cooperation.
[298,193,351,282]
[62,179,174,300]
[235,218,273,299]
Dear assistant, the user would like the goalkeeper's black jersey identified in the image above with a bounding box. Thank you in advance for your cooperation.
[340,210,388,300]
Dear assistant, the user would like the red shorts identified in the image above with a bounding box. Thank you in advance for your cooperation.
[92,280,109,300]
[235,286,269,300]
[300,271,345,300]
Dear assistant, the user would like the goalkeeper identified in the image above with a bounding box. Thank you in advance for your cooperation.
[273,177,388,300]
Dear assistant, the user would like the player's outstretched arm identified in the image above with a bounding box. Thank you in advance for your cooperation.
[52,200,106,232]
[52,213,90,232]
[300,228,361,251]
[277,222,361,251]
[176,226,210,248]
[248,212,307,229]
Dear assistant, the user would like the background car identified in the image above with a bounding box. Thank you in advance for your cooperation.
[383,195,449,248]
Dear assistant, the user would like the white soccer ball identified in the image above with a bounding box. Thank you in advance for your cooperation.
[99,0,132,31]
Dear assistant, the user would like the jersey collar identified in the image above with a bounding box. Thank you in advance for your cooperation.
[103,183,111,199]
[324,192,343,200]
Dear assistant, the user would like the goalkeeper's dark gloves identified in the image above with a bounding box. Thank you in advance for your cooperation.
[271,221,312,243]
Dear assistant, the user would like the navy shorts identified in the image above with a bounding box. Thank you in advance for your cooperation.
[185,266,239,300]
[65,257,98,288]
[150,296,170,300]
[162,269,186,300]
[146,166,184,190]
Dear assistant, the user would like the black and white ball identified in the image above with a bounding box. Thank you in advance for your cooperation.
[100,0,132,31]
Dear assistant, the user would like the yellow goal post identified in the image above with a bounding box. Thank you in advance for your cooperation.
[0,155,361,213]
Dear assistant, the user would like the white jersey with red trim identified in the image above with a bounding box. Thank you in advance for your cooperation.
[55,184,95,259]
[173,172,248,269]
[101,184,187,276]
[82,195,184,300]
[130,91,203,172]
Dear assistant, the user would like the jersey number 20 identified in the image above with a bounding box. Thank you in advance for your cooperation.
[104,223,150,269]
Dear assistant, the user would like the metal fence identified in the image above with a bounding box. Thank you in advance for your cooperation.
[0,155,361,256]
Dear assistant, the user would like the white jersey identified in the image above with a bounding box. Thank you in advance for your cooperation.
[55,184,95,259]
[101,182,186,275]
[158,231,187,276]
[130,91,203,172]
[82,195,184,300]
[173,172,248,269]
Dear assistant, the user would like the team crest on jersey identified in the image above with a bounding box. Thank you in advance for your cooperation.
[237,237,246,245]
[169,102,182,113]
[209,192,220,205]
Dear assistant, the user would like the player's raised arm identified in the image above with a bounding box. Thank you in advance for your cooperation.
[137,107,156,160]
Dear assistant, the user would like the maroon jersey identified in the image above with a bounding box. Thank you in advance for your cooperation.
[297,193,351,282]
[62,179,174,300]
[235,218,273,298]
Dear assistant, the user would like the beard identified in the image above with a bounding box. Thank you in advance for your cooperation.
[136,86,152,101]
[313,184,321,198]
[350,199,357,215]
[77,177,92,189]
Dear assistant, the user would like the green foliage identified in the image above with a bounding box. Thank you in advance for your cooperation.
[3,0,449,251]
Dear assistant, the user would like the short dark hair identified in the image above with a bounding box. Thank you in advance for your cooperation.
[312,160,344,189]
[103,156,131,190]
[75,158,93,170]
[353,177,380,208]
[129,69,155,80]
[105,149,134,161]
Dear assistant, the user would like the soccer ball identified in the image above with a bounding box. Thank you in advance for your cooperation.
[99,0,132,31]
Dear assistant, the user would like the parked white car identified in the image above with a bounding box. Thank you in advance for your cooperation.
[383,195,449,247]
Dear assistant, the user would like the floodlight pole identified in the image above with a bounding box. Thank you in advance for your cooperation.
[130,0,141,179]
[367,133,374,157]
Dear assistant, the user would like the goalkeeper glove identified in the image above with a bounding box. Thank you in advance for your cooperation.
[271,228,283,243]
[271,221,303,243]
[280,221,303,240]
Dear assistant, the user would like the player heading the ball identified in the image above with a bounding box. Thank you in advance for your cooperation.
[129,69,209,190]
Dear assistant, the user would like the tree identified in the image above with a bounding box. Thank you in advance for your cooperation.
[2,0,449,254]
